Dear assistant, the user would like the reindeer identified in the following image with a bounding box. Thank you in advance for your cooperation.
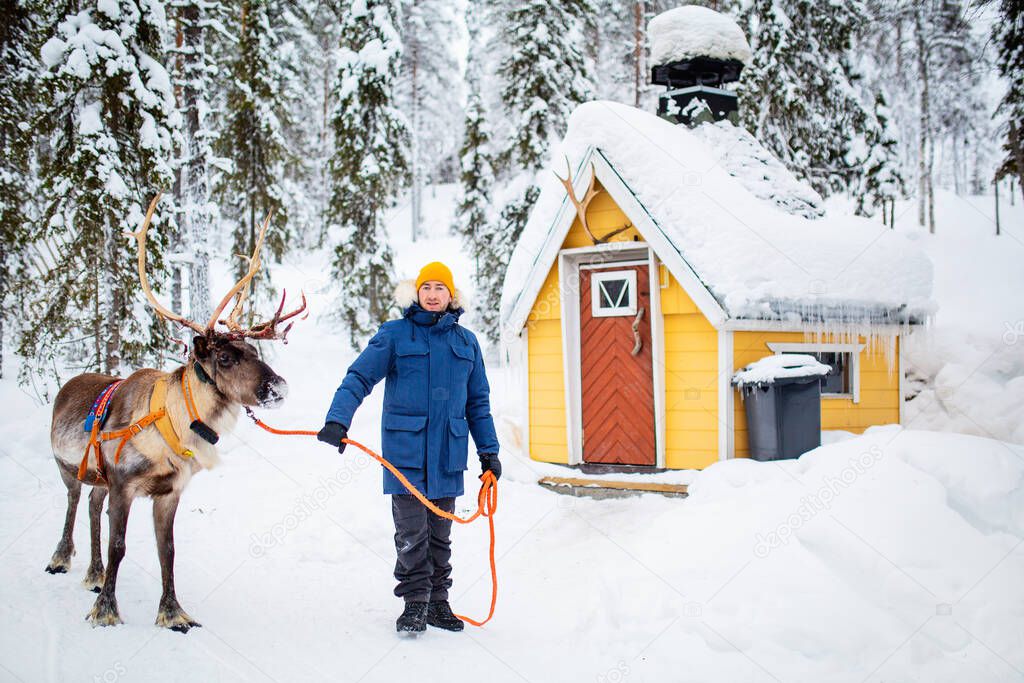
[45,195,305,632]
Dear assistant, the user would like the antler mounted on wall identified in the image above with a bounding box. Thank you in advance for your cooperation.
[554,158,633,245]
[125,195,307,342]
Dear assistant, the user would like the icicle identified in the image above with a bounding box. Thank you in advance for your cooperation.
[757,297,932,376]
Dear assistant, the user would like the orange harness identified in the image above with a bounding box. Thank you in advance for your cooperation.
[78,371,203,483]
[244,408,499,627]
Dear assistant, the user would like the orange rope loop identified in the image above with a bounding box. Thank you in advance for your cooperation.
[243,408,498,627]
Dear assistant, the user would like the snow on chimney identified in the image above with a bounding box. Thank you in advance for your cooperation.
[648,5,751,127]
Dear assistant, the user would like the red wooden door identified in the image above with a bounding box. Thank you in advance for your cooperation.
[580,264,655,465]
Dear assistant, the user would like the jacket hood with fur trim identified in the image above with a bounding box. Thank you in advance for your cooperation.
[393,279,469,312]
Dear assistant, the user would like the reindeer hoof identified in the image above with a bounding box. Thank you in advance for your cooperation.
[169,621,202,634]
[156,608,201,633]
[46,550,73,574]
[82,569,105,592]
[87,597,123,627]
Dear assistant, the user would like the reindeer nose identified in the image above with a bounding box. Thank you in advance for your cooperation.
[257,374,288,408]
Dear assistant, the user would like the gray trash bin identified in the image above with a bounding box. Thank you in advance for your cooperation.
[732,354,831,461]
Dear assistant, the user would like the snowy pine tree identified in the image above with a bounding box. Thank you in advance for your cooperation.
[493,0,594,173]
[169,0,219,321]
[993,0,1024,196]
[452,11,495,331]
[213,0,296,318]
[862,0,990,231]
[268,0,333,248]
[453,90,494,256]
[590,0,720,106]
[25,0,179,386]
[0,0,40,379]
[737,0,886,199]
[327,0,408,349]
[398,0,461,242]
[477,0,594,344]
[854,91,906,221]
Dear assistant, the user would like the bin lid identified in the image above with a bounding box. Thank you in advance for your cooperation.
[731,353,832,388]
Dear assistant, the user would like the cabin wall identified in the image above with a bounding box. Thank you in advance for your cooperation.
[732,333,901,458]
[526,266,568,463]
[661,267,721,469]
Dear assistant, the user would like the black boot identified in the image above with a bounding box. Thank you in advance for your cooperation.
[396,601,428,634]
[426,600,464,632]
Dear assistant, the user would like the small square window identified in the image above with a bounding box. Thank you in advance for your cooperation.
[814,351,851,395]
[767,342,861,402]
[591,270,637,317]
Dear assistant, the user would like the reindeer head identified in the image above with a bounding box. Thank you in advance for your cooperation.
[125,195,306,409]
[191,334,289,408]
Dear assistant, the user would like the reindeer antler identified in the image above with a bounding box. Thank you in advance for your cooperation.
[555,158,602,245]
[128,196,307,341]
[227,289,308,342]
[554,159,633,244]
[209,211,273,332]
[213,210,308,342]
[124,194,207,336]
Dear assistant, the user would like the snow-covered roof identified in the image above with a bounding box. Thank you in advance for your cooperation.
[648,6,752,67]
[501,101,934,334]
[689,120,824,219]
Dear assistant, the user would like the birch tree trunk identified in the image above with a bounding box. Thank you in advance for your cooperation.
[410,82,421,242]
[0,243,6,378]
[633,1,645,107]
[102,215,122,374]
[927,133,936,233]
[1010,121,1024,202]
[914,10,932,232]
[180,0,212,322]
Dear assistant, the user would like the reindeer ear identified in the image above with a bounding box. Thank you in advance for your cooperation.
[193,335,211,359]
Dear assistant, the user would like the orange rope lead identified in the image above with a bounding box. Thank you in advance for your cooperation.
[244,409,499,627]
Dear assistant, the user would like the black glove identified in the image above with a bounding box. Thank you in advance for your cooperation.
[478,453,501,481]
[317,421,348,454]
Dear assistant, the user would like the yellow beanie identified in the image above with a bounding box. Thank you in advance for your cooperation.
[415,261,455,295]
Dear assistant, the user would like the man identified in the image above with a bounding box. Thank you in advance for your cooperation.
[318,261,501,634]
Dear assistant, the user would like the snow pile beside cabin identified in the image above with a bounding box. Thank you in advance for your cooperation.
[883,189,1024,445]
[647,5,752,66]
[731,353,832,388]
[502,101,934,331]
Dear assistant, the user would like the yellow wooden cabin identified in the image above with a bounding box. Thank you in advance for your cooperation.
[499,101,933,470]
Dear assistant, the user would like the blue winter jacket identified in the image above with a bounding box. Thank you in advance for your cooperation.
[324,302,500,498]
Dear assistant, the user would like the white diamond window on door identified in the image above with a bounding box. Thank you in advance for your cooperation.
[591,269,637,317]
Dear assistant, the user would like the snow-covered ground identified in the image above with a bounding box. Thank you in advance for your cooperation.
[890,189,1023,445]
[1,184,1022,682]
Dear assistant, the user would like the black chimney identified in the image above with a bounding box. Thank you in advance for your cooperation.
[647,6,751,127]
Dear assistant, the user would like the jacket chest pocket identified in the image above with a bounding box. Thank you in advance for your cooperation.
[382,413,428,469]
[445,416,470,473]
[450,342,474,385]
[394,341,429,405]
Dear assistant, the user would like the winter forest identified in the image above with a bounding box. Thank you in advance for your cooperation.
[4,0,1024,676]
[0,0,1020,394]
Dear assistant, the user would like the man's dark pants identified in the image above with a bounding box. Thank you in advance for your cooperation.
[391,494,456,602]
